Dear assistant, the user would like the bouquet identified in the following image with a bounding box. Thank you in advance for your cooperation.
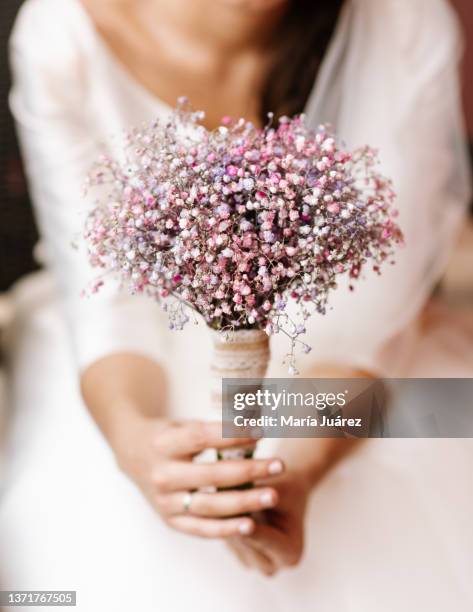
[85,98,402,460]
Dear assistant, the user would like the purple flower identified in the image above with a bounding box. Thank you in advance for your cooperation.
[84,99,402,365]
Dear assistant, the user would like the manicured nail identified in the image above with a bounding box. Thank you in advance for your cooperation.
[260,491,275,507]
[268,460,283,475]
[239,520,253,535]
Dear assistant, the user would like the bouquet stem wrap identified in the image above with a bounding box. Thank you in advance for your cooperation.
[210,329,269,462]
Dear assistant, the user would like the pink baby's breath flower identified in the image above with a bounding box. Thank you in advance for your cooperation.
[84,99,402,366]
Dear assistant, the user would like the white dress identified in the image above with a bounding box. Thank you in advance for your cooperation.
[1,0,473,610]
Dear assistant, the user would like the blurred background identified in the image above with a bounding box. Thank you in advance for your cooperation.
[0,0,472,295]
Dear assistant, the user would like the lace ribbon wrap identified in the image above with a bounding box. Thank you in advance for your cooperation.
[210,329,270,461]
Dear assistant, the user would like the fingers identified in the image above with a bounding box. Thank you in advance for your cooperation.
[167,514,255,539]
[227,538,277,576]
[155,421,256,457]
[158,487,279,518]
[243,523,303,568]
[153,457,284,492]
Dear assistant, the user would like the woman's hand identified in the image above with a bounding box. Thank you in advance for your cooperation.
[227,435,360,576]
[227,470,310,576]
[229,363,371,575]
[113,416,285,538]
[81,353,285,539]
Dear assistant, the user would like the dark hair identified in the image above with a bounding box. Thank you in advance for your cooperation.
[261,1,344,122]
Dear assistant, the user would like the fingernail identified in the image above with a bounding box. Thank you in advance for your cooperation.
[260,491,275,507]
[268,460,283,475]
[239,520,253,535]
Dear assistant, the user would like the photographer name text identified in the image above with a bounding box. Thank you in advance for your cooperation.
[233,414,362,428]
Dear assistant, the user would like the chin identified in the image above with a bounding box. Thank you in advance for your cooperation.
[221,0,288,10]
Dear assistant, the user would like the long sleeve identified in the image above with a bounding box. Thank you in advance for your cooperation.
[9,0,166,372]
[299,0,472,375]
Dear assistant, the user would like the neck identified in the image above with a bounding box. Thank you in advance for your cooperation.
[145,0,288,55]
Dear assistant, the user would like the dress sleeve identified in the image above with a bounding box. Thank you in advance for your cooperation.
[9,0,166,372]
[300,0,472,375]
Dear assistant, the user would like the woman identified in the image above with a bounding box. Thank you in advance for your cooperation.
[1,0,472,610]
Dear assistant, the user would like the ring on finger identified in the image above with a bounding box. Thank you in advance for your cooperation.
[182,490,195,514]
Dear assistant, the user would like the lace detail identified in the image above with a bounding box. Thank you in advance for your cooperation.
[209,329,270,460]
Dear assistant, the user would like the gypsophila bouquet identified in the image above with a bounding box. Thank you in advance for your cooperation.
[85,98,402,379]
[85,98,403,460]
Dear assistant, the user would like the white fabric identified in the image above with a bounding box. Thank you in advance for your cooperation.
[1,0,473,610]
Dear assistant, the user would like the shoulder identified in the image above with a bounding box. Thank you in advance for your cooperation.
[352,0,463,67]
[10,0,91,70]
[9,0,95,107]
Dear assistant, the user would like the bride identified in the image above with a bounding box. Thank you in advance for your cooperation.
[1,0,473,610]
